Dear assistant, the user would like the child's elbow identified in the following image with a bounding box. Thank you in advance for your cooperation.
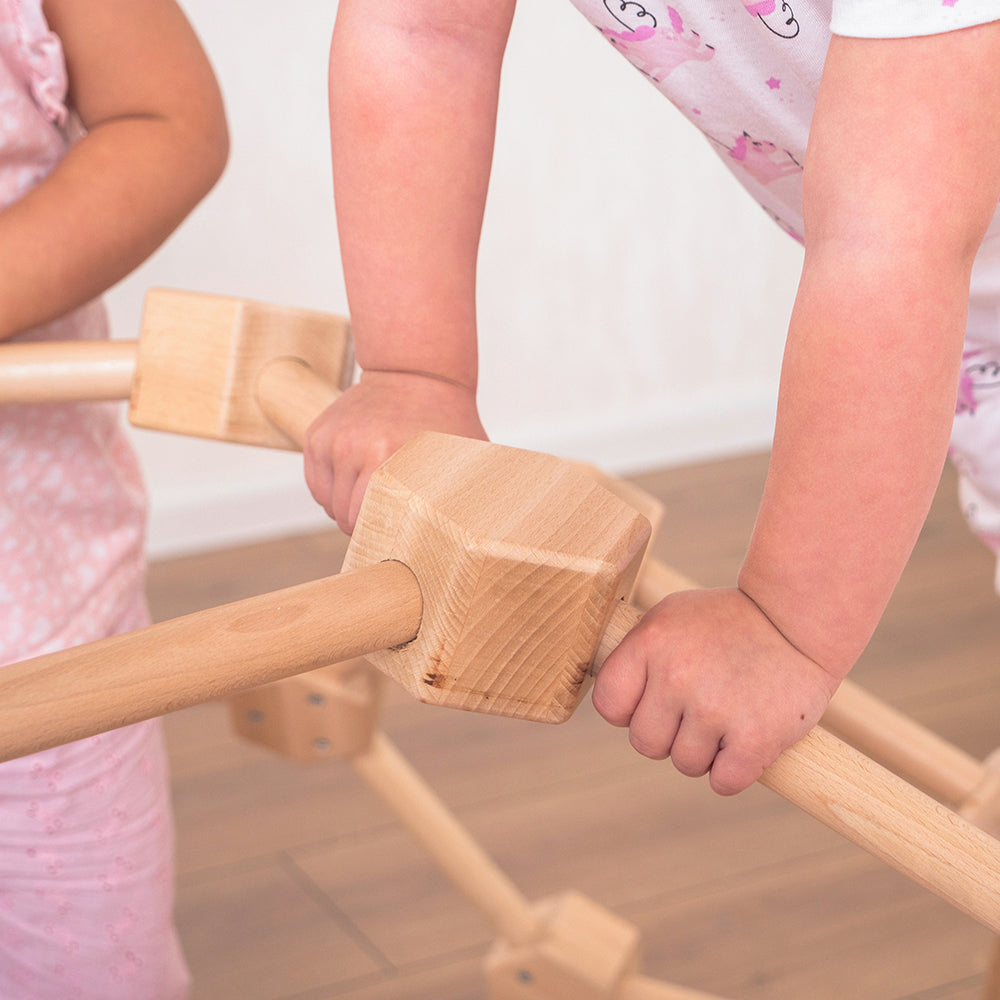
[188,87,230,200]
[203,115,230,197]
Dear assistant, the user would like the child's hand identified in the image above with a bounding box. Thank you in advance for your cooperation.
[593,588,840,795]
[303,369,487,534]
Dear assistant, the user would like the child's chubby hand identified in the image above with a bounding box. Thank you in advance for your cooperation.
[593,587,840,795]
[303,369,487,534]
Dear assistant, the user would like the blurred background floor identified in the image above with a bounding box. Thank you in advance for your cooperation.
[147,450,1000,1000]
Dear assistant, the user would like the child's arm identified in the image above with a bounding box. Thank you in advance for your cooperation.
[594,22,1000,795]
[0,0,228,340]
[303,0,516,534]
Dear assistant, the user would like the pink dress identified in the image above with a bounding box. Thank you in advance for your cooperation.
[0,1,189,996]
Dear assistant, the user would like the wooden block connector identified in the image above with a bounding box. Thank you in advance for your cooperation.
[486,892,640,1000]
[228,659,380,762]
[343,433,651,723]
[129,288,353,448]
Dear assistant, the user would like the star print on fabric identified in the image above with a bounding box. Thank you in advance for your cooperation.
[766,77,781,89]
[941,0,958,6]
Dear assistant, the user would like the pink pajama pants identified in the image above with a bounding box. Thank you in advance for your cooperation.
[0,599,189,999]
[0,721,189,999]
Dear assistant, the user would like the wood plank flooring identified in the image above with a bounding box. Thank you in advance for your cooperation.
[147,452,1000,1000]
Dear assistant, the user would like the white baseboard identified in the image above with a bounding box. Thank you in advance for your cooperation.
[145,389,777,560]
[502,388,777,477]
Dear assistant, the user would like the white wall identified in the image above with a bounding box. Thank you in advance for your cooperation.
[105,0,804,559]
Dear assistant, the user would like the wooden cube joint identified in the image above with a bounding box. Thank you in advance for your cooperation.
[485,892,641,1000]
[228,660,380,762]
[343,434,650,724]
[129,288,353,448]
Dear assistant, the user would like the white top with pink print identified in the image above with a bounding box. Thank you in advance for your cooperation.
[567,1,1000,245]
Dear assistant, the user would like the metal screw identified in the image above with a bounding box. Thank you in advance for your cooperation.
[247,710,264,724]
[307,693,325,706]
[516,969,534,984]
[314,738,332,752]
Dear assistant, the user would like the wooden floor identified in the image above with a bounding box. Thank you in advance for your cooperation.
[147,451,1000,1000]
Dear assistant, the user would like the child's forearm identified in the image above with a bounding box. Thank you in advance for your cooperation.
[0,0,227,341]
[738,27,1000,680]
[739,245,968,677]
[329,0,516,387]
[0,115,227,340]
[306,1,513,532]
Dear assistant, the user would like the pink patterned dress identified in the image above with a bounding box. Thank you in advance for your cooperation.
[0,2,188,996]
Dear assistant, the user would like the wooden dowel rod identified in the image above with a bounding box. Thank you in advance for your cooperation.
[822,679,984,804]
[595,600,1000,933]
[760,727,1000,933]
[0,339,343,445]
[633,556,988,807]
[0,339,137,403]
[351,732,543,947]
[255,356,341,449]
[0,561,422,762]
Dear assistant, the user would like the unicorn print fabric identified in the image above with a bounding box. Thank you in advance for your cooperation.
[566,0,1000,241]
[567,0,1000,584]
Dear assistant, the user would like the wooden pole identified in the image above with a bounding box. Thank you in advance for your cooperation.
[595,601,1000,935]
[255,355,340,448]
[352,732,544,946]
[634,558,990,808]
[822,680,984,805]
[0,339,137,403]
[761,728,1000,934]
[0,561,422,761]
